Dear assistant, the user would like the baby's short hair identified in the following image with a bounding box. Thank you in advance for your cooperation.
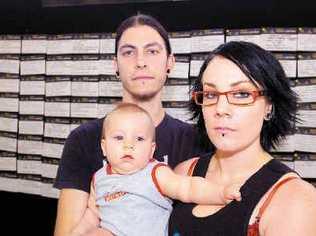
[102,103,155,141]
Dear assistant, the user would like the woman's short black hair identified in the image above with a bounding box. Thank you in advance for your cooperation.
[189,41,298,152]
[115,13,171,56]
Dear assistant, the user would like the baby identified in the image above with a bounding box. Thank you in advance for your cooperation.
[72,103,241,236]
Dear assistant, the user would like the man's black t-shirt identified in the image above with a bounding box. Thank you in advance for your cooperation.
[54,113,203,193]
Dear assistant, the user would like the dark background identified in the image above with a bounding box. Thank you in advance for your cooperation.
[0,0,316,235]
[0,0,316,35]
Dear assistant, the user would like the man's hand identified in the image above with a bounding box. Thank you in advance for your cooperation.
[88,184,100,218]
[84,228,114,236]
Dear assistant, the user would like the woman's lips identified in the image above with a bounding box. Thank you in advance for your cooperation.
[214,127,235,134]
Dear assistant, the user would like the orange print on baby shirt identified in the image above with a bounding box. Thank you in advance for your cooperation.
[104,191,127,202]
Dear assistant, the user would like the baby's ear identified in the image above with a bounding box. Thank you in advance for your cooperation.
[150,142,156,158]
[100,138,107,156]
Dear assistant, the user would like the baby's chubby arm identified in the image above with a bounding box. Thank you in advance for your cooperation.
[155,165,241,204]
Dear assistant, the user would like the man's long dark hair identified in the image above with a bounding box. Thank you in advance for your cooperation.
[115,13,171,56]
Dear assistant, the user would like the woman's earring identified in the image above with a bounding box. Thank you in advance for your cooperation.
[264,105,274,121]
[166,69,171,81]
[116,71,120,78]
[264,112,272,121]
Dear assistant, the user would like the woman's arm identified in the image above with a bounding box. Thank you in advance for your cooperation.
[260,179,316,235]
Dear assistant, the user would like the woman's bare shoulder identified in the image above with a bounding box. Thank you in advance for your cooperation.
[261,177,316,235]
[276,177,316,203]
[173,157,200,175]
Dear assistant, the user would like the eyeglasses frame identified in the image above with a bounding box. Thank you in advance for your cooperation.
[192,90,266,106]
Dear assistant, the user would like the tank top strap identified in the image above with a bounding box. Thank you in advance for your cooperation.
[187,158,199,176]
[247,176,299,236]
[257,176,298,218]
[192,154,212,177]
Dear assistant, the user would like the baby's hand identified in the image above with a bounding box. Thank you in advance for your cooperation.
[222,182,242,204]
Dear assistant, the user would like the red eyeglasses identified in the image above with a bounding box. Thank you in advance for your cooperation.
[192,90,266,106]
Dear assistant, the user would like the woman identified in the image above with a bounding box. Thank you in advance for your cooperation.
[169,41,316,236]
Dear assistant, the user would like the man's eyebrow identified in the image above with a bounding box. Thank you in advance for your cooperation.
[118,42,164,52]
[144,42,163,49]
[118,44,136,51]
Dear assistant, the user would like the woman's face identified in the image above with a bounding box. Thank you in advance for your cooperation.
[201,56,271,154]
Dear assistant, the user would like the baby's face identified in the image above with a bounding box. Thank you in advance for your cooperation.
[101,111,156,175]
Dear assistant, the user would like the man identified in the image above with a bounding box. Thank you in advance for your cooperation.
[54,14,204,236]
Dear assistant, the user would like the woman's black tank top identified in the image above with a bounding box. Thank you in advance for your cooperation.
[169,153,294,236]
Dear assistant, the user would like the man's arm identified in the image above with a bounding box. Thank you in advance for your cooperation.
[62,183,115,236]
[155,165,240,204]
[53,122,102,235]
[67,182,101,236]
[54,189,89,236]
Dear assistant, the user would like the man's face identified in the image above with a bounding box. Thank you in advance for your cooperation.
[114,25,174,101]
